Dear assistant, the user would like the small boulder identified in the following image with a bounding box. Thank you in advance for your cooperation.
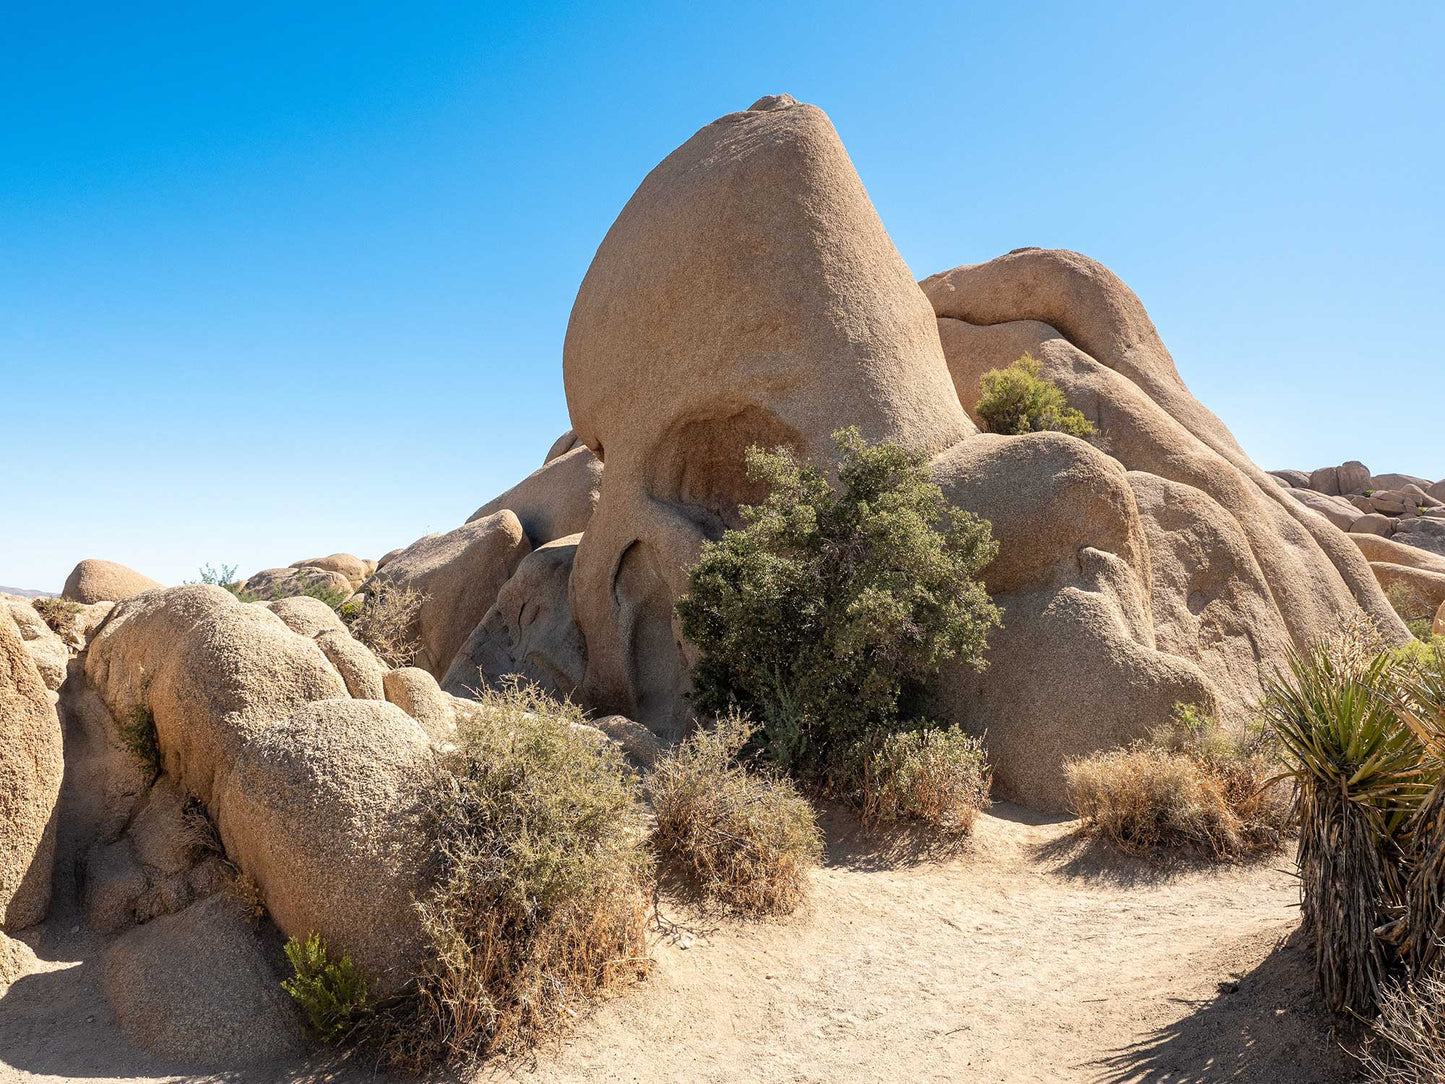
[313,628,387,700]
[1436,598,1445,637]
[1268,469,1310,488]
[287,553,375,591]
[0,610,63,929]
[1351,533,1445,575]
[1371,490,1410,515]
[1286,487,1362,530]
[1371,563,1445,615]
[1308,465,1341,496]
[1372,473,1434,492]
[62,559,162,604]
[382,667,456,743]
[2,597,68,691]
[544,429,584,464]
[103,894,304,1067]
[265,595,348,638]
[1337,461,1372,493]
[1395,517,1445,558]
[1350,513,1397,537]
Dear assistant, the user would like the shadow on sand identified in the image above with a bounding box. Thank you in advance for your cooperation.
[1088,927,1354,1083]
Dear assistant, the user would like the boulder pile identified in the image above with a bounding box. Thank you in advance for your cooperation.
[1269,462,1445,555]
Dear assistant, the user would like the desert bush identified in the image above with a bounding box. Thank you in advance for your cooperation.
[189,562,255,601]
[1065,704,1289,859]
[649,712,822,915]
[675,427,1001,782]
[1385,582,1438,643]
[975,353,1095,439]
[118,705,160,778]
[282,933,374,1043]
[29,596,82,640]
[1356,969,1445,1083]
[858,725,992,834]
[339,581,425,668]
[1263,649,1430,1015]
[372,683,652,1071]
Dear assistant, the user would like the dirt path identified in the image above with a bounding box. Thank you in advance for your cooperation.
[0,805,1353,1084]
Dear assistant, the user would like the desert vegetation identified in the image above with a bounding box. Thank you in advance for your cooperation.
[281,933,374,1043]
[338,581,425,667]
[361,683,653,1071]
[974,353,1096,439]
[649,712,822,915]
[675,428,1001,829]
[1065,703,1289,859]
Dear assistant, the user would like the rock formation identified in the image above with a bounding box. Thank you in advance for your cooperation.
[1270,460,1445,558]
[62,559,163,604]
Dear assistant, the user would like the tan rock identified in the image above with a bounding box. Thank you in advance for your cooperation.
[1373,473,1433,492]
[466,445,602,546]
[287,553,375,591]
[1371,562,1445,615]
[2,598,68,691]
[314,628,387,700]
[0,610,63,929]
[371,511,532,680]
[1435,598,1445,637]
[62,559,162,604]
[1350,533,1445,575]
[1268,469,1310,488]
[265,595,348,638]
[1309,466,1341,496]
[103,895,303,1067]
[382,667,456,743]
[215,700,436,996]
[1371,490,1409,515]
[240,566,353,604]
[1351,513,1397,537]
[1337,461,1372,493]
[442,534,586,701]
[1285,487,1362,530]
[564,94,971,737]
[544,429,583,464]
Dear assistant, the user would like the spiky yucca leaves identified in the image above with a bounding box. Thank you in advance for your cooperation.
[1389,643,1445,973]
[1263,648,1431,1015]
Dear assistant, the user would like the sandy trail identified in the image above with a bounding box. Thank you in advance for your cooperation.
[0,804,1352,1084]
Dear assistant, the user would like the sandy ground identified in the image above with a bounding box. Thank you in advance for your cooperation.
[0,803,1355,1084]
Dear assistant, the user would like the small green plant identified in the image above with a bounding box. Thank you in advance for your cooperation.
[340,581,426,667]
[29,596,83,640]
[281,933,374,1042]
[118,705,160,777]
[676,427,1001,782]
[187,563,257,601]
[858,725,992,834]
[975,353,1096,439]
[649,712,822,915]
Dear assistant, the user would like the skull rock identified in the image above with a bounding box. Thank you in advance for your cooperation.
[562,94,972,737]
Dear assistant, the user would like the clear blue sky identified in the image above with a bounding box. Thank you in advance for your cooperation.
[3,1,1441,592]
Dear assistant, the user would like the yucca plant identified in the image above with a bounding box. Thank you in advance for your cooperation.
[1387,643,1445,974]
[1263,648,1431,1015]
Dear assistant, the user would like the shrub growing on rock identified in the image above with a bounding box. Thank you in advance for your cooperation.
[339,582,425,668]
[649,712,822,916]
[975,353,1096,439]
[676,428,1001,784]
[859,726,992,833]
[29,596,82,640]
[1065,704,1290,859]
[119,705,160,778]
[1385,582,1439,643]
[373,683,652,1071]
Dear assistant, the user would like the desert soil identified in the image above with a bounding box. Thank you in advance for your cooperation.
[0,804,1354,1084]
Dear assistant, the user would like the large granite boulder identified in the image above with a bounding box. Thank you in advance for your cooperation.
[63,559,162,604]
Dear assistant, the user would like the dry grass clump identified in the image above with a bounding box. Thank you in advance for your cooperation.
[372,683,652,1072]
[1065,704,1289,860]
[649,712,822,916]
[339,581,425,668]
[1385,582,1439,643]
[859,725,991,834]
[1356,969,1445,1082]
[29,596,82,640]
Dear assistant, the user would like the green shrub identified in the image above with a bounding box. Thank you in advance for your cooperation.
[118,705,160,777]
[975,353,1095,439]
[858,725,992,834]
[1065,704,1290,859]
[290,576,350,609]
[29,596,82,640]
[187,563,257,602]
[339,581,425,668]
[649,712,822,915]
[675,427,1001,782]
[281,933,374,1042]
[372,683,652,1071]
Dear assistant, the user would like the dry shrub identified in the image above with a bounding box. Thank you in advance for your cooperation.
[859,726,991,834]
[29,596,82,640]
[1065,705,1289,859]
[340,581,425,668]
[1356,969,1445,1082]
[649,712,822,916]
[372,682,652,1072]
[1385,582,1438,643]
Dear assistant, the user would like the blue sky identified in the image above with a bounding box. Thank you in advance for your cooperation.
[2,1,1441,591]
